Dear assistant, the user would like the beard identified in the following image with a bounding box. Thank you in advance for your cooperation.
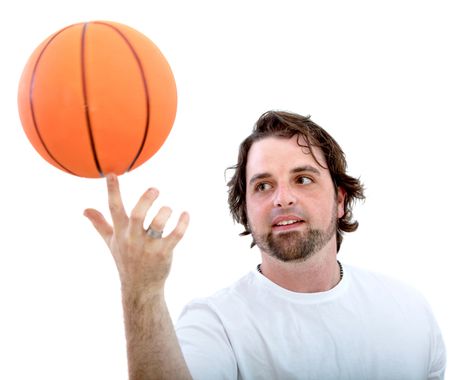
[251,210,337,263]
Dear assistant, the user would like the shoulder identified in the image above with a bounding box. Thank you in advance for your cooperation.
[344,264,435,316]
[346,264,422,295]
[346,264,422,292]
[179,271,258,314]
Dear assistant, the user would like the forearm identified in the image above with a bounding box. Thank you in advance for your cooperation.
[85,175,191,379]
[123,290,192,380]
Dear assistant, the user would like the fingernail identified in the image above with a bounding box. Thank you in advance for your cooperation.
[106,173,116,183]
[147,188,159,196]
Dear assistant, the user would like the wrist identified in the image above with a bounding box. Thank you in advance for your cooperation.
[121,283,165,304]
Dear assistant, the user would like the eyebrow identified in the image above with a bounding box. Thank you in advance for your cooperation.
[248,165,321,186]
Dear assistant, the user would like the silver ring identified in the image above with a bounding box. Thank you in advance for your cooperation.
[146,227,163,239]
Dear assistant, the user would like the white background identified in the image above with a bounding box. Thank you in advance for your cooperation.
[1,0,449,378]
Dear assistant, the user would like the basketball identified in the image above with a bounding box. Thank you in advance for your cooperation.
[17,21,177,178]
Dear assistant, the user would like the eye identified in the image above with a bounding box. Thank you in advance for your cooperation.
[255,182,272,192]
[296,176,313,185]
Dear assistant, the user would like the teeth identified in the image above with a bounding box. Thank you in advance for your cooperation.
[276,220,299,226]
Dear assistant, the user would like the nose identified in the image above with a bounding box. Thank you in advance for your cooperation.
[273,184,297,208]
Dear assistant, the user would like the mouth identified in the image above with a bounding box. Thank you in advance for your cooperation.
[272,217,305,231]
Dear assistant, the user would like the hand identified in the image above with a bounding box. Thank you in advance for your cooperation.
[84,174,189,295]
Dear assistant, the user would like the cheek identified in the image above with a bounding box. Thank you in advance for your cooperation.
[310,195,341,223]
[245,198,259,222]
[245,196,255,223]
[245,196,270,230]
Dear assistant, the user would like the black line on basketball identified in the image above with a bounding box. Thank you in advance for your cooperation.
[81,22,104,177]
[95,21,151,173]
[29,26,77,176]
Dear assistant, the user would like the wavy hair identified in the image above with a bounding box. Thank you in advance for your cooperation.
[227,110,365,252]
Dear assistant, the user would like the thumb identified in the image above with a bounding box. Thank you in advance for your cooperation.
[84,208,113,245]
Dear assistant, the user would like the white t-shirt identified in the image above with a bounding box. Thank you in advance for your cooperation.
[175,264,446,380]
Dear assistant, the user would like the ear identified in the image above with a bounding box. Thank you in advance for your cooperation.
[336,187,346,219]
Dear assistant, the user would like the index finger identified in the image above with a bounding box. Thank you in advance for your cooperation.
[106,173,128,231]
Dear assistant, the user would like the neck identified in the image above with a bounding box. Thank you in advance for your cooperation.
[258,242,342,293]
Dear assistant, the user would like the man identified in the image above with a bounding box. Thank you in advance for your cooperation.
[84,111,446,379]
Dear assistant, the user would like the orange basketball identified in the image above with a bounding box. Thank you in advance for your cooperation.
[17,21,177,178]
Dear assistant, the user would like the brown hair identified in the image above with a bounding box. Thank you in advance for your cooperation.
[227,110,365,252]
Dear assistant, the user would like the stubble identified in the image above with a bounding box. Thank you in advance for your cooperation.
[252,208,337,263]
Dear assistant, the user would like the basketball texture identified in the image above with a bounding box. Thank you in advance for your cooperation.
[18,21,177,178]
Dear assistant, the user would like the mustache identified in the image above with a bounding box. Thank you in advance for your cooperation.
[270,207,307,220]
